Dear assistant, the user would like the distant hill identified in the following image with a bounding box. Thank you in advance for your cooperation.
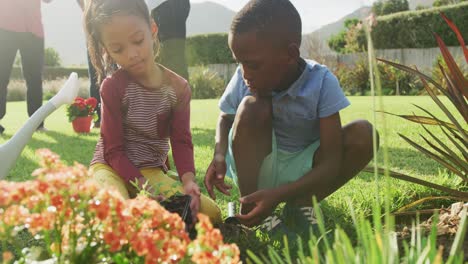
[309,6,372,45]
[300,6,371,57]
[41,1,235,66]
[186,2,235,36]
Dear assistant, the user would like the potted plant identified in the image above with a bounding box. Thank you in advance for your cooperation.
[67,96,98,133]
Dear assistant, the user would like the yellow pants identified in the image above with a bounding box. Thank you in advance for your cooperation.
[90,163,222,224]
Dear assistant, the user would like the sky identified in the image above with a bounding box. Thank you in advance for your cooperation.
[190,0,377,33]
[39,0,378,65]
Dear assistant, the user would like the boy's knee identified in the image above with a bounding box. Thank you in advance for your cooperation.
[345,120,376,155]
[236,96,272,127]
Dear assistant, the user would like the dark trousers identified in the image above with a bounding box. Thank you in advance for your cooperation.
[151,0,190,80]
[0,29,44,124]
[87,52,101,123]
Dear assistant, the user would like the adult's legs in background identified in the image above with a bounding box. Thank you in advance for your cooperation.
[0,29,20,134]
[87,52,101,127]
[19,32,44,130]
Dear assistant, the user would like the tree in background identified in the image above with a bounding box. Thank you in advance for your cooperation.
[328,19,366,54]
[433,0,467,6]
[372,0,409,16]
[44,47,61,67]
[13,47,61,67]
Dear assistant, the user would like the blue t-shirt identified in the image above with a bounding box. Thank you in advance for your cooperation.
[219,60,350,153]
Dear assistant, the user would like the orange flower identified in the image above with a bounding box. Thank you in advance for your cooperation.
[0,149,240,263]
[2,251,13,263]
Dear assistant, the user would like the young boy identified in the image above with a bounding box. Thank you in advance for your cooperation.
[204,0,377,231]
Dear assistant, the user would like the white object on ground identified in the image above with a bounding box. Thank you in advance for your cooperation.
[0,73,79,179]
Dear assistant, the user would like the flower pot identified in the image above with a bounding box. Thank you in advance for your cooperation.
[72,116,93,133]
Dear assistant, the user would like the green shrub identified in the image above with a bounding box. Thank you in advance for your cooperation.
[334,59,370,95]
[6,78,90,102]
[44,47,62,67]
[6,80,26,102]
[190,67,226,99]
[334,59,423,96]
[186,34,234,66]
[372,2,468,49]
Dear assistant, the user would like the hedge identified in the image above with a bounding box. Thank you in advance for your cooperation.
[186,33,234,66]
[10,67,89,80]
[372,2,468,49]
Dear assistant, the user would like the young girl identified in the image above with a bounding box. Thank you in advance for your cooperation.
[84,0,221,224]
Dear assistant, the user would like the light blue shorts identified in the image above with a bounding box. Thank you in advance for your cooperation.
[225,129,320,190]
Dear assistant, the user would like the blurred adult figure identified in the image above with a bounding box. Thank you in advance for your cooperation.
[147,0,190,80]
[76,0,101,128]
[0,0,54,134]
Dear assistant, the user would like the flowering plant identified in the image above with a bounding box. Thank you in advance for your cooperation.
[66,97,98,122]
[0,149,240,263]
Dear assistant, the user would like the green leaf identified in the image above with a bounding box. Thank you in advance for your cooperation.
[399,133,466,180]
[439,125,468,162]
[419,125,468,177]
[419,77,468,143]
[363,167,468,199]
[395,196,466,213]
[379,110,458,130]
[411,104,468,142]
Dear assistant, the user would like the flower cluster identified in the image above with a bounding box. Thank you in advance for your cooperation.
[66,96,98,122]
[0,149,239,263]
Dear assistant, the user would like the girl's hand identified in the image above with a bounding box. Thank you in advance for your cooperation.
[181,173,201,224]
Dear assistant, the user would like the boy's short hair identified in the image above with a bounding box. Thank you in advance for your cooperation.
[230,0,302,47]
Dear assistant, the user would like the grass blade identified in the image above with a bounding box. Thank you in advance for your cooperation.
[448,209,467,259]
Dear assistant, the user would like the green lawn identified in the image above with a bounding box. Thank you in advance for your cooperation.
[0,96,463,233]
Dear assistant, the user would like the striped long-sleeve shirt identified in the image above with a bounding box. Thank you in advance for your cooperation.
[90,67,194,182]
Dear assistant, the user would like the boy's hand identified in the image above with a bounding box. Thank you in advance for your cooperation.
[181,174,201,223]
[236,189,280,227]
[204,154,232,200]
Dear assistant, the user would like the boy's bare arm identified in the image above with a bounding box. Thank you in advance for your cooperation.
[237,113,344,226]
[214,113,234,159]
[204,112,234,199]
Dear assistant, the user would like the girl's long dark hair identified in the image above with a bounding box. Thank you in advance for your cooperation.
[83,0,156,85]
